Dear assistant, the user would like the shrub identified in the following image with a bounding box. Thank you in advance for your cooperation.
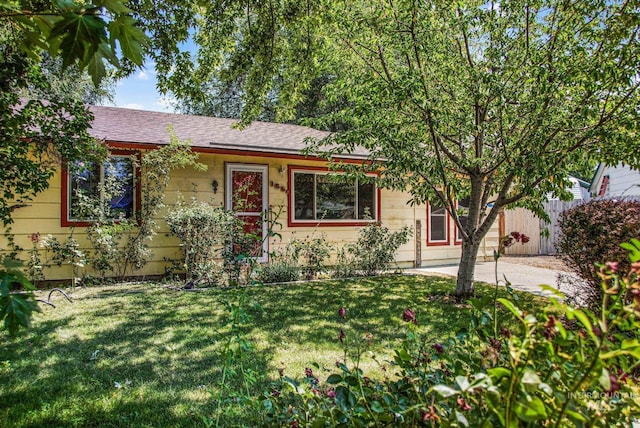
[259,239,301,284]
[263,243,640,427]
[165,199,238,284]
[258,262,300,284]
[290,234,331,280]
[333,223,412,277]
[557,199,640,308]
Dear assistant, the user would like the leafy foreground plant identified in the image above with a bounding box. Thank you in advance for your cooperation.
[263,243,640,427]
[0,259,39,337]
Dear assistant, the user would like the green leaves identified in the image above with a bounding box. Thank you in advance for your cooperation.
[108,16,147,67]
[1,0,149,85]
[513,396,548,423]
[0,259,39,337]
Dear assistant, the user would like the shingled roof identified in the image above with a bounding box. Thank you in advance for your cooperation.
[87,105,367,159]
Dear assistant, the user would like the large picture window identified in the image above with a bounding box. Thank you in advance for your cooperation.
[290,169,378,225]
[63,153,137,225]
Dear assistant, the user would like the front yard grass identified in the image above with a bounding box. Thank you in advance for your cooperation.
[0,274,545,427]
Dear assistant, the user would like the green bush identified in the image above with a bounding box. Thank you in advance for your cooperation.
[292,234,331,280]
[165,199,238,284]
[557,199,640,308]
[263,242,640,427]
[258,262,300,284]
[333,223,412,277]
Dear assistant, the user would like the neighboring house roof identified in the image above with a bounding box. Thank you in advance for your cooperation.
[87,105,368,159]
[547,175,590,201]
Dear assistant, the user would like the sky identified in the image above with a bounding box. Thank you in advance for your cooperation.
[110,61,177,113]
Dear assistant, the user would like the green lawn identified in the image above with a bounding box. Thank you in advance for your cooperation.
[0,275,545,427]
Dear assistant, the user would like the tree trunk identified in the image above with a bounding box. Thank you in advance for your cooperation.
[455,238,481,298]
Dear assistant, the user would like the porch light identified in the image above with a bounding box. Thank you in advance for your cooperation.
[212,179,219,194]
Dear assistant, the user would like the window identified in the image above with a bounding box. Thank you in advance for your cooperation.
[63,152,138,225]
[290,168,378,225]
[427,202,449,245]
[456,197,470,244]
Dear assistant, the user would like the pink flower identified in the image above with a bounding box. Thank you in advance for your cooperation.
[605,261,619,273]
[305,367,314,378]
[432,343,444,354]
[326,388,336,398]
[457,397,472,411]
[30,232,40,244]
[402,308,417,325]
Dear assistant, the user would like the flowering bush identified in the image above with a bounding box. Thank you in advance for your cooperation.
[262,242,640,427]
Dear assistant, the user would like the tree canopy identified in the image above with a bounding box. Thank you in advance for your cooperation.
[143,0,640,296]
[0,0,148,85]
[0,0,147,227]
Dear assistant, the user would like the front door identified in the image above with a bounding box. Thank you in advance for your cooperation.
[225,164,268,262]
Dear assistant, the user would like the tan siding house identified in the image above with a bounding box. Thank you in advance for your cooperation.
[4,105,499,280]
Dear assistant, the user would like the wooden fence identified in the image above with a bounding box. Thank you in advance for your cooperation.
[538,200,584,255]
[502,201,583,256]
[503,207,541,255]
[503,196,639,256]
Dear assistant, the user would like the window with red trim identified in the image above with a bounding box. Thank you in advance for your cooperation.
[290,169,378,224]
[455,197,470,244]
[426,202,449,245]
[63,152,138,226]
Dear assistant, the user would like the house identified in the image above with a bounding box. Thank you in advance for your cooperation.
[548,176,591,202]
[590,163,640,198]
[3,105,499,280]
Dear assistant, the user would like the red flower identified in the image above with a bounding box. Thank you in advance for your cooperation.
[326,388,336,398]
[488,337,502,351]
[542,315,557,340]
[521,234,530,244]
[338,307,346,319]
[402,308,417,325]
[510,231,522,241]
[30,232,40,244]
[500,327,512,338]
[305,367,314,378]
[432,343,444,354]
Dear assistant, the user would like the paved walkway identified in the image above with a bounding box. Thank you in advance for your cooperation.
[406,260,569,297]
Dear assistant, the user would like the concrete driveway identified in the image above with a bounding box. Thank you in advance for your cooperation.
[407,260,567,297]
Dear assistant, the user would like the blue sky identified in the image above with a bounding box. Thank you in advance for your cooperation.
[110,61,177,112]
